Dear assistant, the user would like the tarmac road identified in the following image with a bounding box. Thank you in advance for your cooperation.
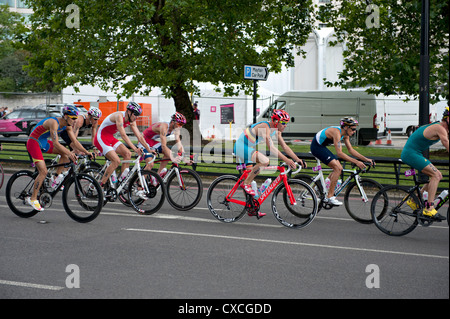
[0,173,448,301]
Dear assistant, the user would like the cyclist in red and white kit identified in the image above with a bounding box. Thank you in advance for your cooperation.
[139,112,186,174]
[94,102,153,188]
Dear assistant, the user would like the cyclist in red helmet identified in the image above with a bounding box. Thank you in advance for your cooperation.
[234,109,307,217]
[139,112,187,176]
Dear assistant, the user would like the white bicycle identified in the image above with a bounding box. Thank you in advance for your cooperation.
[294,157,382,224]
[85,155,166,215]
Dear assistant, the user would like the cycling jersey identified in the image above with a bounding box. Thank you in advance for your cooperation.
[94,111,131,155]
[60,114,92,147]
[234,121,276,164]
[311,126,343,165]
[27,117,66,163]
[401,122,441,171]
[137,122,173,159]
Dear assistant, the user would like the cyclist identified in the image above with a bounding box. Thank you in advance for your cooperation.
[60,107,102,153]
[94,102,153,190]
[139,112,186,175]
[234,109,307,217]
[311,117,375,206]
[26,106,92,211]
[400,106,449,220]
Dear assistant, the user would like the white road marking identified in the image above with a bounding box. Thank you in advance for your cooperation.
[123,228,449,260]
[0,279,64,291]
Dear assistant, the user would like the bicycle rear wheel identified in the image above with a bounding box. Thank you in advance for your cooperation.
[344,178,382,224]
[206,175,247,223]
[5,170,40,218]
[371,185,419,236]
[165,167,202,211]
[128,170,166,215]
[62,173,104,223]
[272,179,318,229]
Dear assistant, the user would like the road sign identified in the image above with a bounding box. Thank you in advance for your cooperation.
[244,65,269,81]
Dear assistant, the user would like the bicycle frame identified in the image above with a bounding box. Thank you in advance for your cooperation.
[402,168,449,212]
[311,158,370,202]
[153,158,187,190]
[226,165,297,207]
[99,155,155,195]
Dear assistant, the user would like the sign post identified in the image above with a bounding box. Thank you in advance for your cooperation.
[244,65,269,123]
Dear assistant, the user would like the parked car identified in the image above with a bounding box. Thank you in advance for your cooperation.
[34,103,90,136]
[0,107,49,137]
[36,103,88,117]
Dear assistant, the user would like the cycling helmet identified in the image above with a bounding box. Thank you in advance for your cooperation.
[271,109,290,122]
[88,107,102,119]
[126,102,142,115]
[340,117,359,127]
[62,105,79,117]
[171,112,186,125]
[442,106,449,120]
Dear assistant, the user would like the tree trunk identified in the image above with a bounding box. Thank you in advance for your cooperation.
[170,85,196,144]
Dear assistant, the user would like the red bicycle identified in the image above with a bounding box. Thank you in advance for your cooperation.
[206,162,318,229]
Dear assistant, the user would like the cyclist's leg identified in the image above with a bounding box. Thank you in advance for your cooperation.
[243,151,269,185]
[421,163,442,204]
[115,143,132,174]
[326,159,342,198]
[26,138,47,207]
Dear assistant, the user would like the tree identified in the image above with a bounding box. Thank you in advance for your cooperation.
[0,4,43,93]
[319,0,449,103]
[23,0,315,134]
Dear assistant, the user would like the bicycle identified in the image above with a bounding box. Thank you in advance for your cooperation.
[84,155,166,215]
[206,162,318,229]
[371,167,449,236]
[152,154,202,211]
[5,156,103,223]
[294,157,382,224]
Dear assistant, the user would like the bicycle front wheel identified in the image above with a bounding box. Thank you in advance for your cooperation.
[166,167,203,211]
[62,173,104,223]
[206,175,247,223]
[371,185,419,236]
[5,170,40,218]
[272,179,318,229]
[128,170,166,215]
[344,178,382,224]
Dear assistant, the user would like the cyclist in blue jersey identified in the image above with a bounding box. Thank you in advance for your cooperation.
[26,106,93,211]
[311,117,375,206]
[234,109,307,204]
[400,106,449,220]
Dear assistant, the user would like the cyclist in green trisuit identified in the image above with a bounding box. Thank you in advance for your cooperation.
[400,106,449,220]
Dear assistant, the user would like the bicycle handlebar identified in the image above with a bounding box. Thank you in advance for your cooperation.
[280,162,302,175]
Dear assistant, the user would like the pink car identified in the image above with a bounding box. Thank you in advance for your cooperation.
[0,108,50,137]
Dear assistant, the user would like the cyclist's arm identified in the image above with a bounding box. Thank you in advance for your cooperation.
[173,129,184,154]
[115,115,140,154]
[131,123,152,154]
[343,137,372,163]
[278,132,304,164]
[261,127,291,164]
[437,126,449,152]
[48,120,76,161]
[91,123,98,147]
[338,136,367,169]
[66,126,92,157]
[159,123,176,161]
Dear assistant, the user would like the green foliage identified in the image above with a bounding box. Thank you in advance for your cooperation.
[0,4,41,92]
[319,0,449,103]
[23,0,315,119]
